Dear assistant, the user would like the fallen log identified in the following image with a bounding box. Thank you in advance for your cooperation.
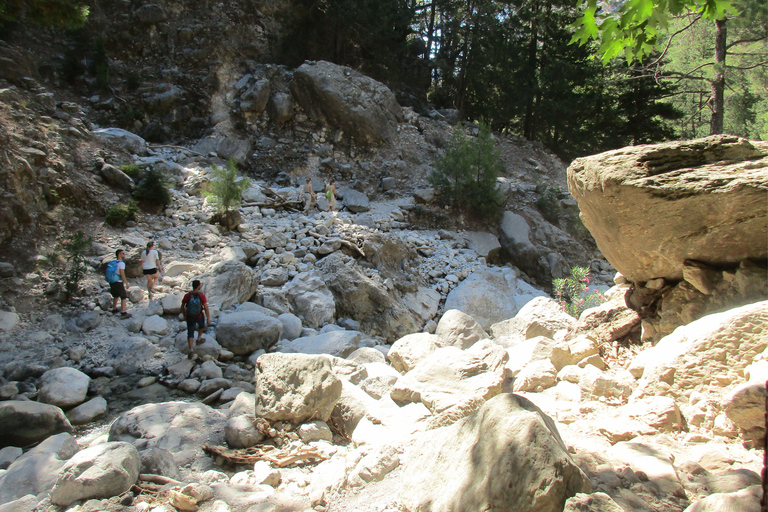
[203,444,326,468]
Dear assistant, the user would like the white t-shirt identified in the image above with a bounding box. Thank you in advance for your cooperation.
[117,261,126,272]
[141,249,160,270]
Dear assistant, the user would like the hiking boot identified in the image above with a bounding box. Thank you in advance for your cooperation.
[120,312,131,318]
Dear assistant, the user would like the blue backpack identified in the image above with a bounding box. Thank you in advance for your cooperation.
[186,293,203,317]
[105,261,120,283]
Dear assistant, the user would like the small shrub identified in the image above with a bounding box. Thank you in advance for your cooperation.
[553,266,606,319]
[206,158,251,214]
[535,183,565,224]
[106,201,139,226]
[132,167,171,207]
[126,72,140,91]
[429,120,502,219]
[120,164,141,179]
[63,230,93,297]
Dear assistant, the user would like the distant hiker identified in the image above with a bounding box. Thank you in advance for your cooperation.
[105,249,130,317]
[302,177,316,214]
[325,180,337,212]
[181,279,210,358]
[140,241,162,300]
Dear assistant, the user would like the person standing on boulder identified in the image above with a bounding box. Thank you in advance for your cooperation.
[181,279,210,358]
[325,179,337,212]
[106,249,130,317]
[140,241,162,300]
[302,177,316,214]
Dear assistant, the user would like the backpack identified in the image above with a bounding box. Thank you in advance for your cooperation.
[186,293,202,317]
[326,189,333,200]
[105,260,120,284]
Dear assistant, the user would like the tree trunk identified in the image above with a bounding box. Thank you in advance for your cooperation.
[426,0,436,61]
[523,0,540,141]
[710,18,727,135]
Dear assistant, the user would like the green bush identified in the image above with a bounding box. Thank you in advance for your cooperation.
[535,183,566,224]
[105,201,139,227]
[553,267,606,319]
[429,121,502,219]
[206,159,251,214]
[63,230,93,297]
[120,164,141,179]
[132,167,171,207]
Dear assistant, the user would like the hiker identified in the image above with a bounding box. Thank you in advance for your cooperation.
[325,179,337,212]
[105,249,130,317]
[181,279,210,358]
[302,177,316,214]
[140,241,162,300]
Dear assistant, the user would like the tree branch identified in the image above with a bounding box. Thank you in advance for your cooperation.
[726,35,768,50]
[649,14,702,67]
[725,61,768,71]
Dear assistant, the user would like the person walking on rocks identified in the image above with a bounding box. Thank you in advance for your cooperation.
[302,177,316,214]
[181,279,210,358]
[325,179,337,212]
[105,249,130,317]
[140,241,162,300]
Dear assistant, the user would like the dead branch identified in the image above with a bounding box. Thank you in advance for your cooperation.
[139,474,184,486]
[339,239,365,258]
[203,444,326,468]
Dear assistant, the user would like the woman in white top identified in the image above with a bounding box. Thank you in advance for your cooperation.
[141,241,162,299]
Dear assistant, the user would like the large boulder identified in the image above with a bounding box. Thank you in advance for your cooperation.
[93,128,148,155]
[434,309,487,349]
[254,353,342,423]
[290,60,402,144]
[192,136,252,166]
[277,330,362,358]
[443,266,546,331]
[399,393,591,511]
[216,310,283,355]
[50,442,141,507]
[631,301,768,420]
[387,333,440,374]
[391,341,508,423]
[319,253,437,341]
[106,336,160,375]
[490,296,577,340]
[108,402,227,467]
[342,189,371,213]
[284,270,336,328]
[567,135,768,283]
[0,433,78,504]
[200,260,260,310]
[0,401,73,447]
[38,367,90,409]
[499,211,540,276]
[462,231,501,260]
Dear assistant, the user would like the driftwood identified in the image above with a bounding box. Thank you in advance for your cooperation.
[339,239,365,258]
[203,443,326,468]
[139,474,185,486]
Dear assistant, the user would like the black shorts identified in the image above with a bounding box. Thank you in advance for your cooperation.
[143,268,158,275]
[186,316,206,339]
[109,281,127,299]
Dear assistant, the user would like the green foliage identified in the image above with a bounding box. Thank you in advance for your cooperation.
[1,0,89,28]
[571,0,737,64]
[206,159,251,214]
[132,167,171,208]
[120,164,140,179]
[63,230,93,297]
[535,183,566,224]
[105,201,139,227]
[553,267,607,319]
[126,72,141,91]
[429,122,502,219]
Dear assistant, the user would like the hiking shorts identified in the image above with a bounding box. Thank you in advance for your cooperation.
[110,282,127,299]
[143,268,158,275]
[186,315,205,340]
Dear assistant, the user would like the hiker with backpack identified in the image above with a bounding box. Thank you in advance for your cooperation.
[105,249,131,317]
[181,279,210,357]
[140,240,162,300]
